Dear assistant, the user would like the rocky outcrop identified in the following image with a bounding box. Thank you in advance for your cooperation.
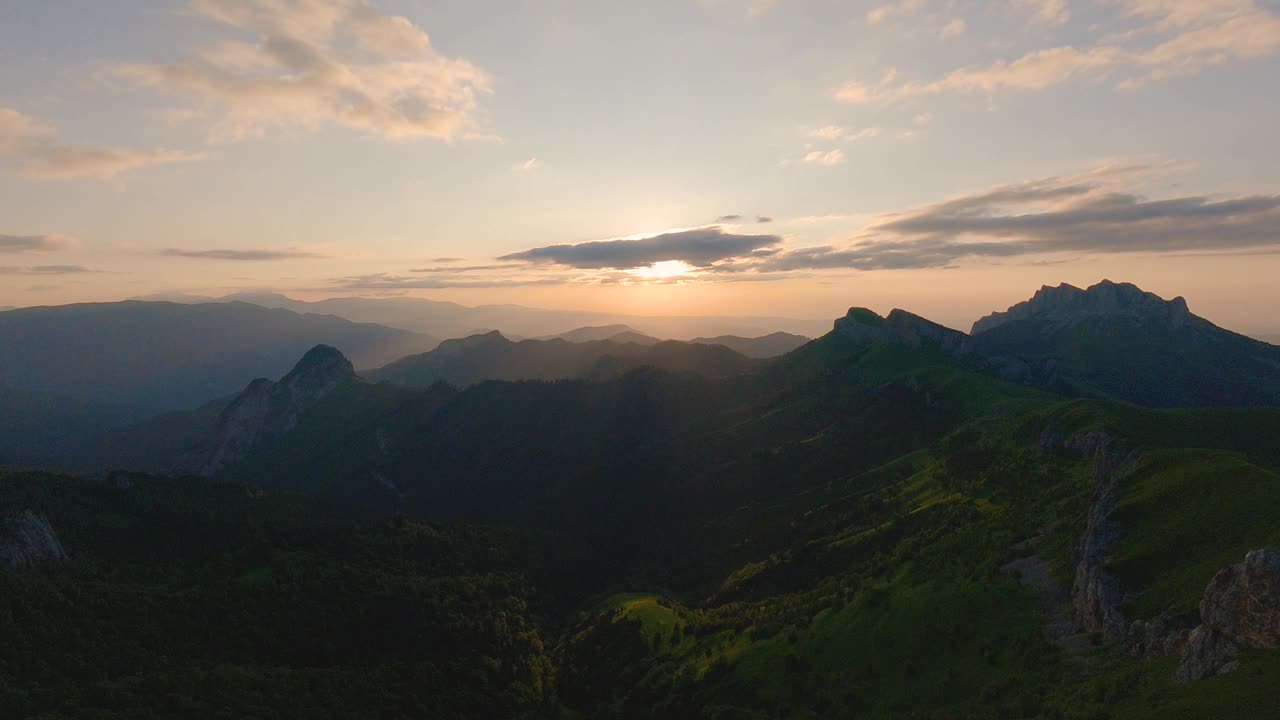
[201,345,357,475]
[1045,429,1143,640]
[1176,548,1280,680]
[833,308,966,353]
[0,509,68,569]
[1176,626,1240,681]
[1199,548,1280,648]
[1124,611,1195,658]
[971,279,1193,336]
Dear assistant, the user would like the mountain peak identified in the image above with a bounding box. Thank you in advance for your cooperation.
[971,280,1193,335]
[202,345,357,475]
[282,344,355,389]
[834,307,966,352]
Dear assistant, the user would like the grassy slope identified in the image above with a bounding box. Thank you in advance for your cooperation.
[557,360,1280,718]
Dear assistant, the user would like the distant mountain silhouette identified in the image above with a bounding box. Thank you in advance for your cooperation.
[0,301,432,412]
[137,291,829,340]
[368,332,759,388]
[540,325,646,342]
[690,332,810,358]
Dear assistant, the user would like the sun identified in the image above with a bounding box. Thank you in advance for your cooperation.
[631,260,694,279]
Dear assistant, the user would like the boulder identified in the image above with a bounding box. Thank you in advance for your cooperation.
[1199,548,1280,649]
[0,509,68,569]
[1175,626,1239,681]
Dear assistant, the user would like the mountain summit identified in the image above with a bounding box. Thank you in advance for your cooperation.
[202,345,358,475]
[834,307,966,353]
[965,280,1280,407]
[971,280,1193,335]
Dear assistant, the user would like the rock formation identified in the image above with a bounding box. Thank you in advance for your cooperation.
[201,345,357,475]
[1176,547,1280,680]
[1199,547,1280,648]
[833,308,966,353]
[1046,429,1144,640]
[970,279,1193,335]
[0,509,68,569]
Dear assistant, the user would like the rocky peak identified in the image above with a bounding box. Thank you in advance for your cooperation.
[971,280,1193,335]
[282,340,355,386]
[201,345,359,475]
[834,307,967,353]
[0,509,68,570]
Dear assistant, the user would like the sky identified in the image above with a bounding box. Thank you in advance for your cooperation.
[1,0,1279,334]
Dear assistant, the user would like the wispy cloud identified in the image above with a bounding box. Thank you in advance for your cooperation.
[0,233,78,253]
[0,108,198,180]
[802,149,845,166]
[837,0,1280,103]
[866,0,967,39]
[107,0,492,143]
[500,226,783,270]
[333,272,568,289]
[753,166,1280,271]
[160,248,328,260]
[808,126,882,142]
[0,265,98,275]
[513,157,541,172]
[1010,0,1069,26]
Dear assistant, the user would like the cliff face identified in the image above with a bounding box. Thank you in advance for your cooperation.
[833,308,966,353]
[201,345,357,475]
[0,509,67,569]
[1041,428,1143,640]
[1177,548,1280,681]
[1045,425,1280,681]
[971,280,1194,335]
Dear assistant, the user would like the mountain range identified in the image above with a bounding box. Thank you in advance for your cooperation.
[0,301,433,467]
[3,279,1280,718]
[132,291,832,340]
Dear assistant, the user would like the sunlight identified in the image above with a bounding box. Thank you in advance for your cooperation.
[630,260,695,279]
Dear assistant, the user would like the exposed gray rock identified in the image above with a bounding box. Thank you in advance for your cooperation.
[1176,626,1240,681]
[201,345,357,475]
[971,279,1192,336]
[1175,548,1280,681]
[833,307,967,353]
[1199,547,1280,649]
[0,509,68,569]
[1125,611,1196,658]
[1041,428,1144,640]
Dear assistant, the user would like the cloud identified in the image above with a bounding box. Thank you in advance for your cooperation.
[333,272,568,289]
[107,0,492,143]
[809,126,882,142]
[837,0,1280,102]
[802,149,845,166]
[408,263,513,273]
[716,214,744,222]
[0,233,78,253]
[1010,0,1069,25]
[160,248,328,260]
[866,0,966,38]
[753,168,1280,271]
[0,108,199,180]
[500,227,783,270]
[513,157,540,172]
[0,265,98,275]
[756,216,773,223]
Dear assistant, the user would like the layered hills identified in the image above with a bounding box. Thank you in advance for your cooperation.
[4,279,1280,718]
